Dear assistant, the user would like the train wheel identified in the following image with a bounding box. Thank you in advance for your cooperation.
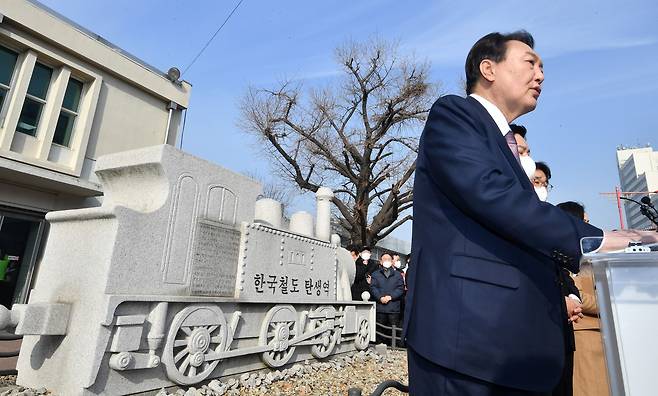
[162,305,228,385]
[259,305,298,367]
[354,316,370,350]
[308,306,338,359]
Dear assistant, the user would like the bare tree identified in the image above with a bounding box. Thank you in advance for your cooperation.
[240,39,439,246]
[244,171,295,219]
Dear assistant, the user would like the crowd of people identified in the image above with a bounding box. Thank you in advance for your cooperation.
[348,245,407,344]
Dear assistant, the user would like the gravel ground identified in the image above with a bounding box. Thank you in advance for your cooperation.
[0,376,16,388]
[0,347,408,396]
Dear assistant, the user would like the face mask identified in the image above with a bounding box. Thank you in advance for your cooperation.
[534,186,548,202]
[394,260,401,268]
[382,261,392,269]
[520,155,536,179]
[360,252,371,261]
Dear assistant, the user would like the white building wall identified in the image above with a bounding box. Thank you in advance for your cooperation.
[0,0,192,213]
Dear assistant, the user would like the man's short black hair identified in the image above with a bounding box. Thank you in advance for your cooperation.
[465,30,535,94]
[557,201,585,221]
[380,251,393,259]
[535,161,551,180]
[509,123,527,138]
[346,244,360,254]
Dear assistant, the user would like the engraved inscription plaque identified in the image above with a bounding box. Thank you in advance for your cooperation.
[189,220,241,296]
[238,223,337,302]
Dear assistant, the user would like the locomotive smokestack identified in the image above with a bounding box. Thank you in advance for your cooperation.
[254,198,283,228]
[315,187,334,241]
[289,211,314,237]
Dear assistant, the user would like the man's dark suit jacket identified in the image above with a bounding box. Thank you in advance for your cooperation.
[403,95,603,392]
[370,268,405,313]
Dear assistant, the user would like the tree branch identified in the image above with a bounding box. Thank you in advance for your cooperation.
[376,214,413,241]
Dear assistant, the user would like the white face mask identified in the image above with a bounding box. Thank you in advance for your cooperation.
[520,155,536,179]
[534,186,548,202]
[382,261,392,269]
[393,260,401,268]
[360,252,371,261]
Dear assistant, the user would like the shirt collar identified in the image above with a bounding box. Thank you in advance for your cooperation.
[469,94,510,136]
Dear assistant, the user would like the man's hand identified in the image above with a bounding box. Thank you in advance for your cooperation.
[565,296,583,323]
[380,295,391,304]
[366,274,372,285]
[600,230,658,252]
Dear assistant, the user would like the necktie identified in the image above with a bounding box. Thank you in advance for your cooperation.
[505,131,520,163]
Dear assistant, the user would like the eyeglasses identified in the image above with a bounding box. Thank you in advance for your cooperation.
[532,177,553,191]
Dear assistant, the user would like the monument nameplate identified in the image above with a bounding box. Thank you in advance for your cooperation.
[189,220,241,296]
[237,223,337,302]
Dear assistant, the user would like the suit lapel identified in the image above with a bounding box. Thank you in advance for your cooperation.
[466,96,533,190]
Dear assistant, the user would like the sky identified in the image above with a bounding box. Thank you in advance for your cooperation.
[37,0,658,239]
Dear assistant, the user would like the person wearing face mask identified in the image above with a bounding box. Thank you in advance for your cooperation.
[510,124,552,203]
[392,254,404,272]
[350,246,379,301]
[534,161,552,202]
[392,253,407,326]
[510,124,537,179]
[406,30,658,395]
[370,252,405,345]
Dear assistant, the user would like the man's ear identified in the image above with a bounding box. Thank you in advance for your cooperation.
[479,59,495,83]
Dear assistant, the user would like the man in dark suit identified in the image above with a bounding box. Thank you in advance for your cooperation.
[370,252,405,344]
[404,30,657,395]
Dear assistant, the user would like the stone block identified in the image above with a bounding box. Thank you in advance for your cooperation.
[13,303,70,335]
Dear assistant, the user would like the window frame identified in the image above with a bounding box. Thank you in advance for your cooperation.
[0,43,21,128]
[51,77,83,148]
[15,61,54,138]
[0,30,102,177]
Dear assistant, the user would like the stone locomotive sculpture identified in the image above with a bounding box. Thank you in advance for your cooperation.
[0,145,374,395]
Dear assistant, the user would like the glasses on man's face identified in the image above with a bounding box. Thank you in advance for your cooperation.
[532,177,553,191]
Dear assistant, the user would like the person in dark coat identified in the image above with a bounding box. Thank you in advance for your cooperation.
[392,253,407,324]
[370,252,405,344]
[350,246,378,301]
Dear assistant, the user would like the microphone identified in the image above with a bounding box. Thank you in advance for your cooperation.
[638,196,658,230]
[622,196,658,229]
[641,196,654,208]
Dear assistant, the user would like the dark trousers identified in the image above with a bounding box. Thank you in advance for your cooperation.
[552,351,573,396]
[407,346,550,396]
[375,312,400,345]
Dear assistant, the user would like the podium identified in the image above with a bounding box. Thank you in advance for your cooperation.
[582,247,658,396]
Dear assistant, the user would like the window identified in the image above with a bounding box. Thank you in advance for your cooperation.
[0,46,18,112]
[52,78,83,147]
[16,63,52,136]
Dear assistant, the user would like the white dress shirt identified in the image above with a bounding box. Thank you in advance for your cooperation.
[469,94,509,136]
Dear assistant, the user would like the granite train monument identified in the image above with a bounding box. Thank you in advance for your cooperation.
[0,145,374,395]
